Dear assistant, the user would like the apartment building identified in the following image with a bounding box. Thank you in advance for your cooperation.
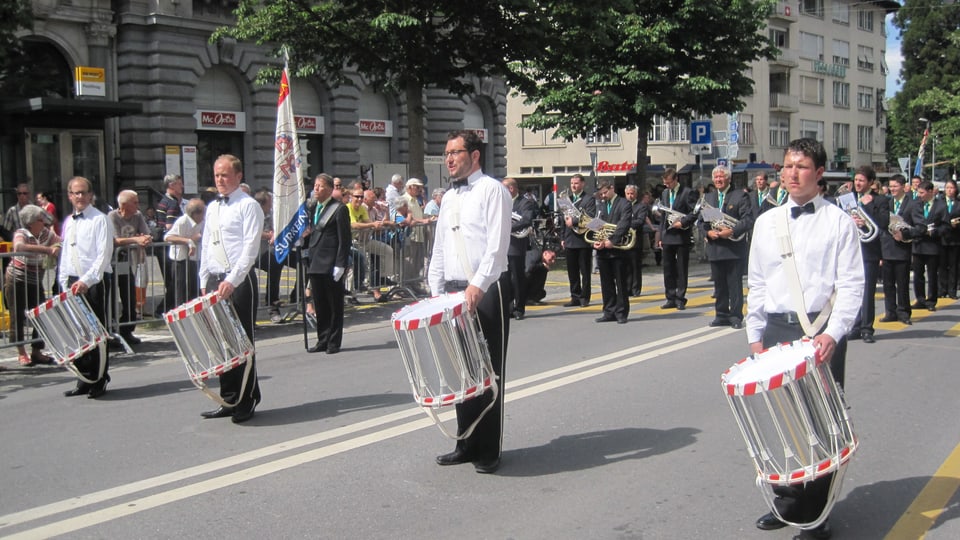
[506,0,899,198]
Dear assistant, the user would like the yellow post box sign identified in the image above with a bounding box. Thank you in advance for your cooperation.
[74,66,106,97]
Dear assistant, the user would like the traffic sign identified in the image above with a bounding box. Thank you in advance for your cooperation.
[691,144,712,155]
[728,132,739,144]
[691,121,712,145]
[717,158,728,168]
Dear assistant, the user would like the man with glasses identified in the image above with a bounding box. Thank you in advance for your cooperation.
[347,181,394,302]
[3,183,32,241]
[59,177,115,399]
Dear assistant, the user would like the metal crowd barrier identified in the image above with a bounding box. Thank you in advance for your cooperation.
[347,221,435,302]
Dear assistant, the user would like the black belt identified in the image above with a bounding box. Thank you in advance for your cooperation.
[445,280,470,292]
[768,311,820,325]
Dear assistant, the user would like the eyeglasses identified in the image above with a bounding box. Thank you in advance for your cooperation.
[351,192,363,198]
[68,191,89,196]
[443,149,468,158]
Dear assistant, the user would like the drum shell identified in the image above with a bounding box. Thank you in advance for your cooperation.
[26,292,108,365]
[165,293,254,382]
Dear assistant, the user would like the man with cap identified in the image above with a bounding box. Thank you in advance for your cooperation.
[401,178,433,293]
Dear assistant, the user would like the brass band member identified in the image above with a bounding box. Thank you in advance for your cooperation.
[702,167,753,328]
[503,177,538,320]
[562,173,596,307]
[593,179,633,324]
[846,166,889,344]
[624,184,648,297]
[908,181,947,311]
[880,174,914,324]
[657,168,699,310]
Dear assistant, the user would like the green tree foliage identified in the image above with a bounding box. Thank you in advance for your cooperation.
[0,0,34,91]
[511,0,776,182]
[216,0,537,178]
[890,0,960,175]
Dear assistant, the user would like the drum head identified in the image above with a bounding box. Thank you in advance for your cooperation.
[391,292,466,331]
[722,339,821,396]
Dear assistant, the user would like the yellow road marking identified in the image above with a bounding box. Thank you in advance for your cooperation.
[884,442,960,539]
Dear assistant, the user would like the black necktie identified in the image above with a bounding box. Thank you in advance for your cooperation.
[73,212,84,219]
[790,202,815,219]
[451,178,467,188]
[217,195,229,204]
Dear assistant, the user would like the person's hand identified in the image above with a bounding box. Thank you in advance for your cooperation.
[217,280,235,300]
[813,333,837,363]
[749,341,763,356]
[70,281,89,296]
[464,284,484,314]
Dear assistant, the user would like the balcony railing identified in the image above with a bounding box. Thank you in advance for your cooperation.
[769,93,799,113]
[768,1,798,22]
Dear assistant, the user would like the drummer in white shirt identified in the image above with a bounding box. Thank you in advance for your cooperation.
[745,138,863,539]
[59,176,114,399]
[197,154,265,424]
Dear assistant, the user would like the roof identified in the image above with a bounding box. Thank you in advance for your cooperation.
[0,97,143,117]
[732,162,775,173]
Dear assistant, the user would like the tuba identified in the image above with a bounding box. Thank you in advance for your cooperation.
[888,213,913,243]
[835,185,879,243]
[651,199,698,230]
[699,199,745,241]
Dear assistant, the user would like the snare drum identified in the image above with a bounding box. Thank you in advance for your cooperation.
[721,339,857,529]
[26,291,108,383]
[392,292,497,439]
[165,292,254,407]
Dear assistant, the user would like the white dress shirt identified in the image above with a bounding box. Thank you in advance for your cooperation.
[165,213,203,261]
[746,196,864,343]
[58,206,114,290]
[199,188,265,287]
[428,170,510,295]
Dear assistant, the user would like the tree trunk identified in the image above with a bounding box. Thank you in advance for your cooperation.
[635,121,650,189]
[406,80,426,180]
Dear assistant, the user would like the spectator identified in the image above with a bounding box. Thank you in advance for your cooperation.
[424,187,445,217]
[155,174,185,316]
[385,173,404,209]
[35,191,60,235]
[253,190,283,322]
[109,190,152,345]
[401,178,432,293]
[3,183,32,241]
[164,198,206,307]
[3,204,60,365]
[347,182,393,301]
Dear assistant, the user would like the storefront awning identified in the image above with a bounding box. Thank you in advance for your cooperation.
[1,97,142,117]
[732,162,775,173]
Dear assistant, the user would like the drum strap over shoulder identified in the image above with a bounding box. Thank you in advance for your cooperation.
[774,207,835,338]
[444,190,476,282]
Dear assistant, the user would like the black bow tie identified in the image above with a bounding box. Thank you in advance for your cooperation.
[217,195,229,204]
[451,178,467,188]
[790,202,816,219]
[73,212,84,219]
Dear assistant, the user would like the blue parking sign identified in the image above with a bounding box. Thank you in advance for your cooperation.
[690,121,712,145]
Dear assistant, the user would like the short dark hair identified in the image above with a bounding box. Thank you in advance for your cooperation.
[447,130,483,154]
[889,174,906,186]
[315,173,334,189]
[786,138,827,170]
[855,165,876,182]
[920,181,935,192]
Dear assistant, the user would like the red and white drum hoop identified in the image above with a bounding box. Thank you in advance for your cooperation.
[721,338,857,530]
[392,292,497,439]
[26,291,108,384]
[165,292,255,407]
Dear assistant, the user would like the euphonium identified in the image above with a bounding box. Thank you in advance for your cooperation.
[651,199,696,229]
[888,213,913,243]
[557,190,591,235]
[763,190,785,207]
[510,211,533,238]
[835,185,880,243]
[699,199,745,241]
[584,223,637,250]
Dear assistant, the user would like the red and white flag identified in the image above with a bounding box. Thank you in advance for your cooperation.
[273,60,304,242]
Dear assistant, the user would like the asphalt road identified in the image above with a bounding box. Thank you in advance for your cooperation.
[1,263,959,539]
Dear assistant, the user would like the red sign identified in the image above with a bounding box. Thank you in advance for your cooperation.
[359,119,387,135]
[295,115,316,131]
[200,111,237,128]
[595,160,637,173]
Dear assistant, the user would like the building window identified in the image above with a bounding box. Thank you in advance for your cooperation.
[833,81,850,108]
[800,32,824,61]
[800,120,824,141]
[858,9,874,32]
[857,125,873,152]
[586,127,621,145]
[521,114,563,147]
[800,76,824,105]
[648,115,688,142]
[739,114,755,146]
[769,27,789,48]
[833,1,850,25]
[519,166,544,175]
[857,45,874,71]
[833,123,850,151]
[857,85,874,110]
[769,116,791,148]
[832,40,850,66]
[801,0,824,18]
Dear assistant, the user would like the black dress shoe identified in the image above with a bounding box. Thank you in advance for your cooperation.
[660,301,677,309]
[879,315,898,323]
[927,304,937,312]
[900,318,913,325]
[232,399,258,424]
[121,333,142,345]
[64,385,90,397]
[676,302,686,311]
[87,375,110,399]
[617,318,627,324]
[911,301,925,309]
[845,331,861,341]
[595,316,616,323]
[755,512,787,531]
[862,333,876,343]
[307,342,326,353]
[326,344,340,355]
[436,449,472,466]
[730,320,744,329]
[474,457,501,474]
[580,300,590,307]
[563,300,580,307]
[708,319,730,327]
[809,519,832,539]
[513,311,524,320]
[201,406,234,419]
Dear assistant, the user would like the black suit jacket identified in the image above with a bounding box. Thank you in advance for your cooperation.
[595,195,632,259]
[305,199,351,275]
[942,199,960,246]
[563,190,597,249]
[881,196,914,262]
[702,188,753,261]
[905,198,947,256]
[509,195,539,256]
[628,200,648,251]
[857,193,890,262]
[658,186,699,246]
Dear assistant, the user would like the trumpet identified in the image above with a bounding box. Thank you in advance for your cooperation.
[888,213,913,243]
[835,185,880,243]
[585,223,637,250]
[699,199,745,241]
[651,199,698,230]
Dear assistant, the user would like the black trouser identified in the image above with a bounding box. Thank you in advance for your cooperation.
[627,247,643,296]
[116,269,137,336]
[309,272,345,349]
[598,255,629,320]
[172,259,200,307]
[507,254,527,315]
[565,246,592,304]
[912,253,940,306]
[67,277,110,390]
[938,244,959,297]
[661,243,690,304]
[204,272,260,408]
[851,258,879,336]
[255,251,283,307]
[710,258,743,322]
[451,273,511,461]
[882,259,911,321]
[3,274,44,348]
[763,314,847,524]
[525,265,548,304]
